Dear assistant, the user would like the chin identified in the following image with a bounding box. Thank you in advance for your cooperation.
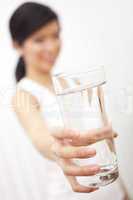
[40,64,53,73]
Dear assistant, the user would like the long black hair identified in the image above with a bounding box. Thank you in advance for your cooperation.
[9,2,59,82]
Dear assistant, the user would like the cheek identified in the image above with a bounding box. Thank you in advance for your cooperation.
[35,40,61,63]
[55,39,61,54]
[23,45,41,63]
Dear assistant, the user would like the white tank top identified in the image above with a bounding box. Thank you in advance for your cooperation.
[17,76,64,131]
[16,77,125,200]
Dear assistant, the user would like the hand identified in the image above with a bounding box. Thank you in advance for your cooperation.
[50,125,117,193]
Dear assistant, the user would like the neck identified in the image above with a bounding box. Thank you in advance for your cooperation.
[25,66,55,93]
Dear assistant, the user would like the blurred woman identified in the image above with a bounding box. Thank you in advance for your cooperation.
[9,2,128,200]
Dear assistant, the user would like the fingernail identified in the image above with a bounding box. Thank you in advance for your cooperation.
[90,187,99,192]
[90,165,100,172]
[87,148,96,155]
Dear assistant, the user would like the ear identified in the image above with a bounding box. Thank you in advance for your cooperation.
[12,41,23,56]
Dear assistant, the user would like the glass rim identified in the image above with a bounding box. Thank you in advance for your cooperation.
[52,65,105,78]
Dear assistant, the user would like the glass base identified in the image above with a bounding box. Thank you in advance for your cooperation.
[77,165,119,188]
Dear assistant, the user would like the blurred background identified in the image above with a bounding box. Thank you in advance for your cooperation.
[0,0,133,199]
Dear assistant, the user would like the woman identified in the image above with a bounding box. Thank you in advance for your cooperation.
[9,2,128,200]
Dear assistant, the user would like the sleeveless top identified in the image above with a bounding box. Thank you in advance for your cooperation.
[16,77,125,200]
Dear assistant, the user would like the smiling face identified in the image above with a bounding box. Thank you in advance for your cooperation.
[15,20,61,73]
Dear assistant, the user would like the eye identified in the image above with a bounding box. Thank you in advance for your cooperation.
[34,37,45,43]
[53,32,60,39]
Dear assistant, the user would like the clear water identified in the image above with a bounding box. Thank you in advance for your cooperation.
[56,84,119,187]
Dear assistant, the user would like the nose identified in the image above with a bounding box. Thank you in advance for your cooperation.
[43,39,55,52]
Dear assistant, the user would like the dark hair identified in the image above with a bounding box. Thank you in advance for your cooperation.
[9,2,59,82]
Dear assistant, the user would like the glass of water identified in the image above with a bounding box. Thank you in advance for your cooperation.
[52,66,119,188]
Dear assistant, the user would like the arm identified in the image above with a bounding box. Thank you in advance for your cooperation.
[12,89,57,161]
[12,89,117,193]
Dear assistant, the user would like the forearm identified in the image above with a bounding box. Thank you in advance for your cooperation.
[14,108,57,161]
[12,91,58,162]
[30,127,56,161]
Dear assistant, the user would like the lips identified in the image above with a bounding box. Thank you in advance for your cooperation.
[40,54,55,64]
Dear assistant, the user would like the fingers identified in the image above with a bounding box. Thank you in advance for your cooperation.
[66,175,99,193]
[52,127,80,140]
[73,125,117,146]
[53,125,117,146]
[57,159,100,176]
[52,143,96,159]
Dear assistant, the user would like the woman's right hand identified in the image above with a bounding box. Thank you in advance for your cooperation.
[50,125,117,193]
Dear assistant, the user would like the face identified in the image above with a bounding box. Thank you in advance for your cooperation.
[15,20,61,73]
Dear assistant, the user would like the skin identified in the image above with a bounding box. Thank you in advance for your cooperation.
[12,20,117,193]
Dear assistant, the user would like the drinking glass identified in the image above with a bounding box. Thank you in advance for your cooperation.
[52,66,119,188]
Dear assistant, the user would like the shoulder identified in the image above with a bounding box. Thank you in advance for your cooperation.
[12,89,40,113]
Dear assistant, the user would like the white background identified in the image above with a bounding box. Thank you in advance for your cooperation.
[0,0,133,199]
